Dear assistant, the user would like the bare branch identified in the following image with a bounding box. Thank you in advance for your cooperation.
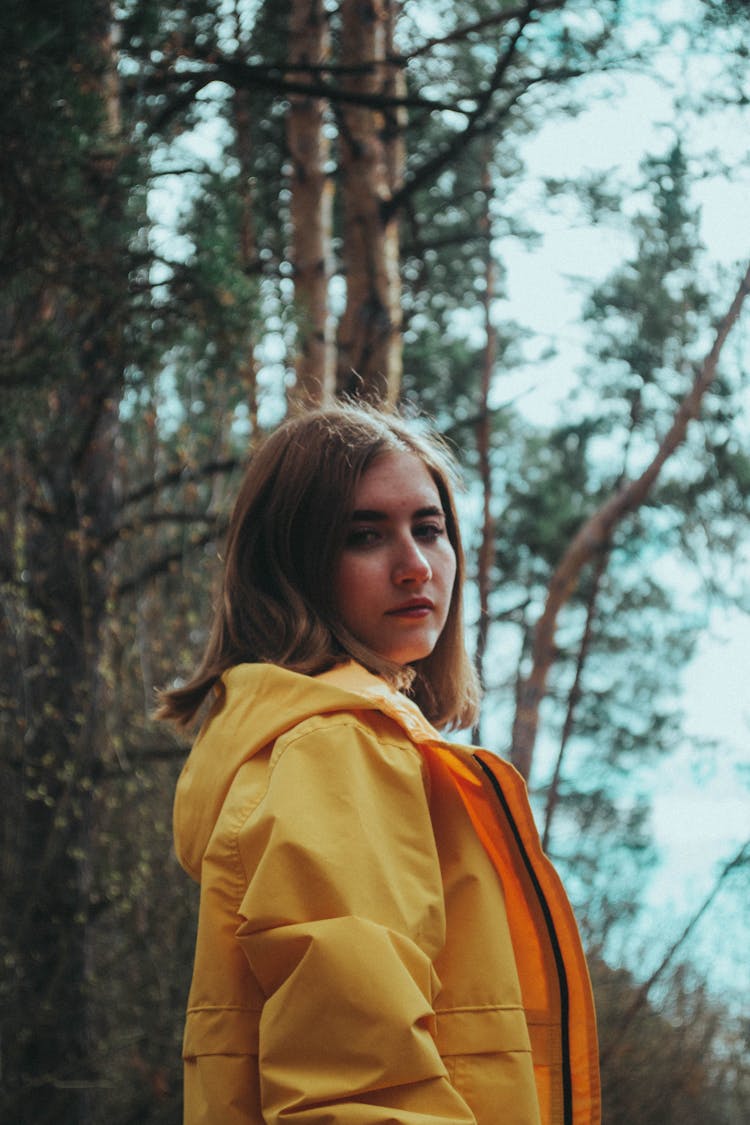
[98,509,225,553]
[133,60,474,136]
[510,260,750,780]
[541,544,610,850]
[121,457,242,509]
[599,839,750,1068]
[386,12,533,217]
[101,734,190,775]
[399,0,567,62]
[402,230,491,255]
[114,525,228,597]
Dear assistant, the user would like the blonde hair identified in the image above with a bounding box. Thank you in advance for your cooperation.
[155,403,480,730]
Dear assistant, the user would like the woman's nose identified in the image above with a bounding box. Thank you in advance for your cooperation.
[394,537,432,583]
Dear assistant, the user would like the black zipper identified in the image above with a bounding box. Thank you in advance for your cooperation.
[473,753,573,1125]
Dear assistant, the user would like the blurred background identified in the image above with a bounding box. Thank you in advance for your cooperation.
[1,0,749,1121]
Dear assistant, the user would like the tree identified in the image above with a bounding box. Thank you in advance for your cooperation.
[510,139,750,781]
[0,2,138,1120]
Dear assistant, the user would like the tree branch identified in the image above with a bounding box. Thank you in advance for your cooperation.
[101,733,191,775]
[541,543,610,850]
[386,12,533,217]
[121,457,241,509]
[402,230,491,257]
[399,0,567,62]
[510,260,750,780]
[114,525,227,597]
[599,839,750,1068]
[134,60,474,135]
[98,508,225,551]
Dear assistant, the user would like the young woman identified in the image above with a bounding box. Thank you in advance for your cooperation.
[158,404,600,1125]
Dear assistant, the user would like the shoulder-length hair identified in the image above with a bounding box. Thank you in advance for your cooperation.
[155,403,480,730]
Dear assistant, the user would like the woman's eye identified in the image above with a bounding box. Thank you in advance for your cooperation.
[345,527,381,548]
[414,523,444,542]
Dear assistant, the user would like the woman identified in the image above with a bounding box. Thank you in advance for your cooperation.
[158,404,600,1125]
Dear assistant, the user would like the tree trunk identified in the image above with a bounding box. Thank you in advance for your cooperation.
[510,261,750,781]
[232,84,261,430]
[382,0,407,199]
[287,0,335,406]
[336,0,403,404]
[1,361,122,1125]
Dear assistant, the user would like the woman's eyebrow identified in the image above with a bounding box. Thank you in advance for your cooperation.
[350,505,445,521]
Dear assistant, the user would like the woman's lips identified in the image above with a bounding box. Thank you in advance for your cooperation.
[385,600,434,617]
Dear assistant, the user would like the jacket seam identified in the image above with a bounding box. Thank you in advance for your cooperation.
[187,1004,260,1014]
[435,1003,525,1014]
[262,715,429,814]
[268,713,425,773]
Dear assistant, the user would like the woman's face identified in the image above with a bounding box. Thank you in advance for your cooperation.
[335,450,457,664]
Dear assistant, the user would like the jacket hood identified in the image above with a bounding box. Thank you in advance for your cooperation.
[173,661,443,881]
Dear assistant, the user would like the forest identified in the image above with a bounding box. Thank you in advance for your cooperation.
[1,0,749,1121]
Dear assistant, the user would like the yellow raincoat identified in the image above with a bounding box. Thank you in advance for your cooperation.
[174,662,600,1124]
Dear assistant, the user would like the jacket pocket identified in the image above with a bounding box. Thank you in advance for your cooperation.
[435,1004,532,1056]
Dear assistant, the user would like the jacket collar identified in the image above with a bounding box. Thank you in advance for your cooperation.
[314,661,445,748]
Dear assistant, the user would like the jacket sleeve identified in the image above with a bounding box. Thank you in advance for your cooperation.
[234,713,477,1125]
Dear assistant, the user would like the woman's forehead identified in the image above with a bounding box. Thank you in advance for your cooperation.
[352,450,442,512]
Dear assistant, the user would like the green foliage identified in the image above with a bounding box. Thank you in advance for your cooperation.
[583,142,710,414]
[0,0,154,452]
[700,0,750,29]
[497,419,606,576]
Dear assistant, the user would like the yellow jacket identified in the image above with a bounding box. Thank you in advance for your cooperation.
[174,662,600,1125]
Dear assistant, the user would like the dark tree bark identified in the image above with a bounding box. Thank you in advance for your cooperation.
[287,0,335,406]
[232,84,262,429]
